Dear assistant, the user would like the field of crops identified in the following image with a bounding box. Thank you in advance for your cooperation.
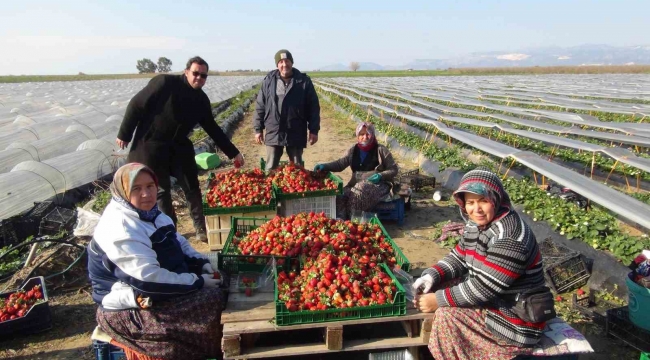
[0,76,262,220]
[316,74,650,262]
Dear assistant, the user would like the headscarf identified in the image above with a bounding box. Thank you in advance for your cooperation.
[110,163,161,221]
[452,168,512,225]
[356,122,377,152]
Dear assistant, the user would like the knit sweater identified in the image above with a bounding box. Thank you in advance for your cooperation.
[422,209,547,347]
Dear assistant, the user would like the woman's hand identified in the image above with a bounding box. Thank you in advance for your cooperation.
[201,274,222,288]
[202,263,223,279]
[414,293,439,313]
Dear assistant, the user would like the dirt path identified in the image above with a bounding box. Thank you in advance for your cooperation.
[0,96,636,359]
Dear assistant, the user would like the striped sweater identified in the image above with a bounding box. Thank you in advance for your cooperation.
[423,209,547,347]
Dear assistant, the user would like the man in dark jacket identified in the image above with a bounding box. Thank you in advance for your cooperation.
[253,49,320,170]
[115,56,244,242]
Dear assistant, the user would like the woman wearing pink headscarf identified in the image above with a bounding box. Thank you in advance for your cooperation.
[314,122,398,219]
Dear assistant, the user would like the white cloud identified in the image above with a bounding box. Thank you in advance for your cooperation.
[496,53,530,61]
[557,55,571,60]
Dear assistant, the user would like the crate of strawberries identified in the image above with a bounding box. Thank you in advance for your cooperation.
[275,260,406,326]
[221,212,410,276]
[268,162,343,201]
[203,169,277,216]
[0,276,51,337]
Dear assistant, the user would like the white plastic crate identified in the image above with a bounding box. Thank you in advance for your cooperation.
[279,195,336,218]
[369,348,415,360]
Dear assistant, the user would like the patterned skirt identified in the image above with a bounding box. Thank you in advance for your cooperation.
[96,287,224,360]
[336,182,391,219]
[428,307,533,360]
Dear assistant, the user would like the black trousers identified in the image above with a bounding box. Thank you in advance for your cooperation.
[128,142,205,232]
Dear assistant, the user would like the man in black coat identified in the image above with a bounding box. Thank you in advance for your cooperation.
[253,49,320,170]
[116,56,244,242]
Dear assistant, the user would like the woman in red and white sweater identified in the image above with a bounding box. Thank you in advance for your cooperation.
[414,168,550,360]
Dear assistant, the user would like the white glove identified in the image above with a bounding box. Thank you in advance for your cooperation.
[201,274,222,288]
[413,274,434,293]
[202,263,215,274]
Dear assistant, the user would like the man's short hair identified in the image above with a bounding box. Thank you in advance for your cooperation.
[186,56,209,72]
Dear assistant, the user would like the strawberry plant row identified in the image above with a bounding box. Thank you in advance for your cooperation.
[322,88,650,263]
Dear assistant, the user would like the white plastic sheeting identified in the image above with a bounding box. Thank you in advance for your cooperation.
[318,83,650,230]
[318,81,650,173]
[0,76,262,219]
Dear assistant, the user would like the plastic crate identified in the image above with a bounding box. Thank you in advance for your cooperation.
[370,217,410,271]
[0,276,52,337]
[38,207,77,236]
[24,201,56,220]
[515,355,579,360]
[275,172,344,201]
[372,197,405,226]
[274,263,406,326]
[205,210,277,251]
[369,349,415,360]
[0,216,39,247]
[606,306,650,353]
[540,239,590,293]
[92,340,127,360]
[279,195,337,219]
[396,168,435,192]
[219,217,291,274]
[202,172,277,216]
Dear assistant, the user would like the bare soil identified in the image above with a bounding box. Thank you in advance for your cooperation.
[0,98,641,359]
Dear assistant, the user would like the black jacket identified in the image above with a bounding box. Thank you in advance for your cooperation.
[253,68,320,148]
[117,74,240,167]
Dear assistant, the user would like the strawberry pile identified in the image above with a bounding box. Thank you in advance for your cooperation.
[269,163,338,194]
[205,168,273,208]
[230,212,401,312]
[0,284,44,322]
[278,253,398,311]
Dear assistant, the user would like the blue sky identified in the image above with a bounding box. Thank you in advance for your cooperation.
[0,0,647,75]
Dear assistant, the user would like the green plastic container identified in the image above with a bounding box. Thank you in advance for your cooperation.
[275,172,344,201]
[274,263,406,326]
[195,153,221,170]
[640,352,649,360]
[626,272,650,331]
[202,173,278,216]
[369,217,411,272]
[219,217,291,275]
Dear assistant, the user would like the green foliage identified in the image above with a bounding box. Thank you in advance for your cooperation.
[0,245,23,275]
[136,58,157,74]
[157,57,172,73]
[91,189,111,214]
[503,176,650,263]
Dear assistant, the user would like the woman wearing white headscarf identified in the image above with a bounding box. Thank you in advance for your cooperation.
[314,122,398,219]
[87,163,224,359]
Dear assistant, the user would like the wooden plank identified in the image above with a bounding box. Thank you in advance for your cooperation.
[325,325,343,350]
[222,334,241,358]
[223,336,427,359]
[420,318,433,343]
[223,311,432,335]
[221,306,275,324]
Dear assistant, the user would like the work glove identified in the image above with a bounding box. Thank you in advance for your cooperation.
[201,274,222,288]
[367,173,382,184]
[412,274,434,293]
[313,164,325,172]
[202,263,223,278]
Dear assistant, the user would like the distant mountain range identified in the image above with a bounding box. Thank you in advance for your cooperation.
[315,44,650,71]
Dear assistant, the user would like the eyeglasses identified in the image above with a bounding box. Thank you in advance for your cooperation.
[191,71,208,79]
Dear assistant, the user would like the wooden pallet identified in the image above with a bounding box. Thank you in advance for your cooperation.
[221,279,432,359]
